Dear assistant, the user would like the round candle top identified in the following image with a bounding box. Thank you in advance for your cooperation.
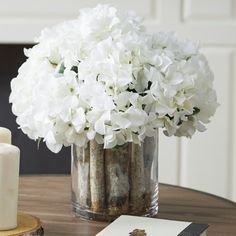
[0,143,19,156]
[0,127,11,144]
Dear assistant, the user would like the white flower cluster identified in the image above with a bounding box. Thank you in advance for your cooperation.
[10,4,218,153]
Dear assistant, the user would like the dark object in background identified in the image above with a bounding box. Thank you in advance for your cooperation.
[0,44,71,174]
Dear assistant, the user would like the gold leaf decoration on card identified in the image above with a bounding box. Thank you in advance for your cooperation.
[129,229,147,236]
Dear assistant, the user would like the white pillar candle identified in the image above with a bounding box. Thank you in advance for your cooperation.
[0,127,11,144]
[0,143,20,230]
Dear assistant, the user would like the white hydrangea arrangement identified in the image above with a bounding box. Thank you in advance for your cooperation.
[10,4,218,153]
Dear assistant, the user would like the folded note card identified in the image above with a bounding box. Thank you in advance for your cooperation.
[96,215,208,236]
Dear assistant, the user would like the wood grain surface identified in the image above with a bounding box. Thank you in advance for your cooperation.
[18,175,236,236]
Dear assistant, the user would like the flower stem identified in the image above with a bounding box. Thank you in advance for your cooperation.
[90,140,105,212]
[105,145,130,215]
[130,143,145,214]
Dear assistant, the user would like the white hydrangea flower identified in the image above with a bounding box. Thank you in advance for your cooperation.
[9,4,218,152]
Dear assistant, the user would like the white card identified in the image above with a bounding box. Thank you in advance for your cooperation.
[96,215,192,236]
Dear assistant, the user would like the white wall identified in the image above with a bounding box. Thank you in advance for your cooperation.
[1,0,235,201]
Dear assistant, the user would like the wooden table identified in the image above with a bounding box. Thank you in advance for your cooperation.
[18,175,236,236]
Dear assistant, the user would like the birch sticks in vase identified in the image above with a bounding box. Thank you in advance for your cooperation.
[71,135,158,221]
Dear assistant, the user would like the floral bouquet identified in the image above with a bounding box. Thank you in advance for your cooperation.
[10,4,218,220]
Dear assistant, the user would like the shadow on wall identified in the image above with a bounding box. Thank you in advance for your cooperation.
[0,44,71,174]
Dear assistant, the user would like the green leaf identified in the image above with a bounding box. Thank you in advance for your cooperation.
[193,107,200,115]
[71,66,78,73]
[59,63,65,74]
[112,143,129,150]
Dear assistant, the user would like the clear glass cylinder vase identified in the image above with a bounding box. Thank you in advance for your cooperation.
[71,131,158,221]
